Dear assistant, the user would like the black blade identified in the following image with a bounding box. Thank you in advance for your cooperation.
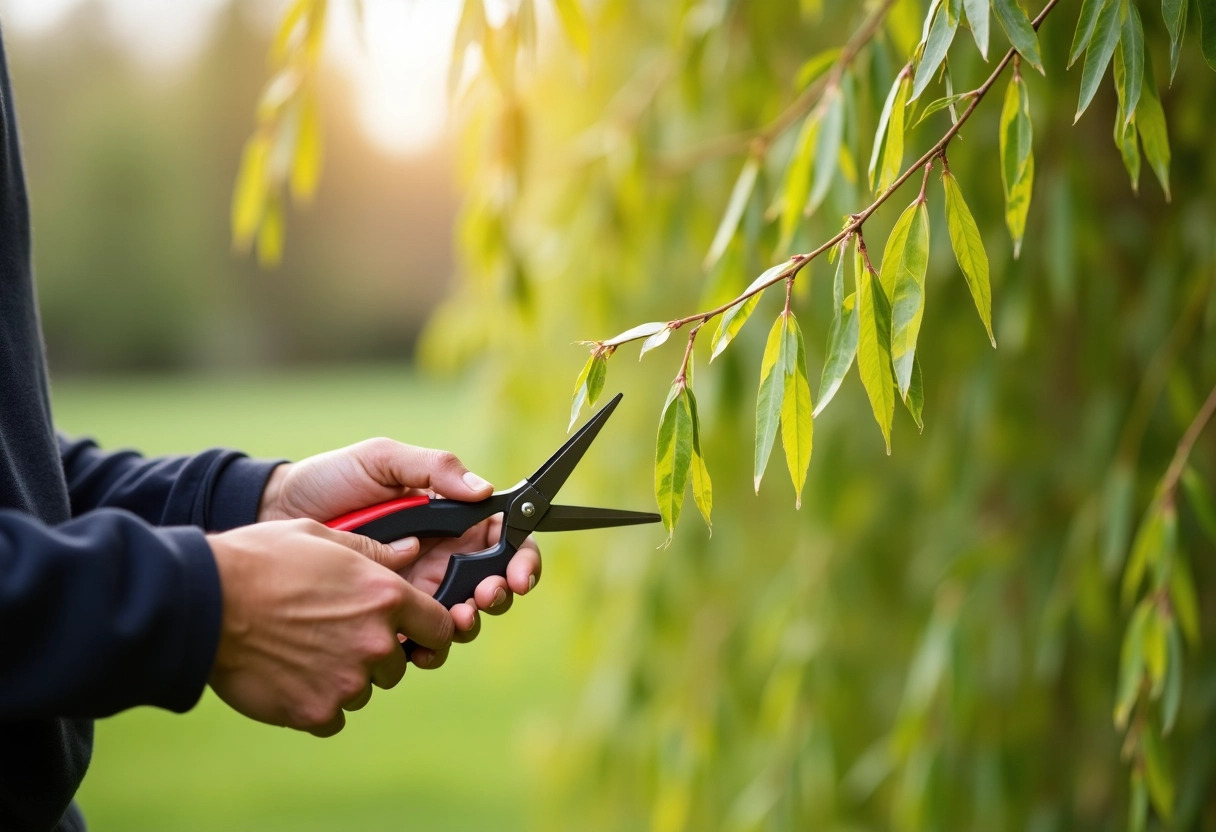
[528,392,623,502]
[534,504,661,532]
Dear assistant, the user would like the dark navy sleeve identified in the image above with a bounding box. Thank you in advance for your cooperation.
[58,434,283,531]
[0,509,222,718]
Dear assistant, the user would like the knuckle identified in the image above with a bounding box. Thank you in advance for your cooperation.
[361,630,399,662]
[291,701,337,731]
[336,671,367,702]
[367,574,407,610]
[429,449,461,471]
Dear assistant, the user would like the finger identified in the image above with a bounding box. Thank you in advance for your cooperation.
[410,644,449,670]
[473,577,513,616]
[322,525,418,573]
[308,710,346,738]
[452,601,482,643]
[506,538,542,596]
[341,684,373,712]
[360,442,493,502]
[393,581,455,651]
[370,643,408,690]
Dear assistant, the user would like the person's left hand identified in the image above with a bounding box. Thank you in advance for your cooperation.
[256,438,541,663]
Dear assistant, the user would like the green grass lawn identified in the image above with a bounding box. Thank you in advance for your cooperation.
[52,365,576,832]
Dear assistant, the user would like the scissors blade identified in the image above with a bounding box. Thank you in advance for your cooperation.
[533,504,661,532]
[527,392,623,502]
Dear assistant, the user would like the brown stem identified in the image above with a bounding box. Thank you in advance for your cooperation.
[657,0,901,175]
[918,158,934,202]
[675,325,700,384]
[599,0,1061,348]
[1160,382,1216,498]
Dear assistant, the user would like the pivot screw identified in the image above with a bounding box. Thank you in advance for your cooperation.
[521,502,536,517]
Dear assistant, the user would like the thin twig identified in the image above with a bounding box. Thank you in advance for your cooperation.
[598,0,1061,348]
[1161,382,1216,498]
[656,0,901,175]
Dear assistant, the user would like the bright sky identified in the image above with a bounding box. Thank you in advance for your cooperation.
[0,0,462,156]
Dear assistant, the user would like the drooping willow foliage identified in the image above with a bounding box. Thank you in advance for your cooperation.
[238,1,1216,829]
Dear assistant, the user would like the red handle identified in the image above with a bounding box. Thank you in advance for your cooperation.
[325,495,431,532]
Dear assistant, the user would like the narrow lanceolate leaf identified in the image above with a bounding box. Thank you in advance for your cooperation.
[992,0,1045,74]
[1142,726,1175,820]
[1137,54,1172,200]
[1122,502,1164,606]
[807,87,844,216]
[911,5,959,102]
[704,156,760,270]
[1119,4,1145,124]
[869,74,905,191]
[1075,0,1123,123]
[639,327,672,359]
[1200,0,1216,70]
[553,0,590,56]
[1114,599,1150,728]
[879,200,930,396]
[912,92,971,128]
[942,170,995,345]
[1162,0,1188,83]
[1162,623,1183,733]
[857,267,896,453]
[999,75,1035,257]
[780,316,814,507]
[654,382,694,542]
[232,135,270,248]
[903,357,925,431]
[878,75,911,193]
[710,260,793,361]
[290,87,322,201]
[1069,0,1105,67]
[1113,50,1142,190]
[754,316,788,491]
[962,0,989,59]
[686,386,712,529]
[570,350,608,430]
[779,113,821,253]
[604,321,665,347]
[814,247,859,416]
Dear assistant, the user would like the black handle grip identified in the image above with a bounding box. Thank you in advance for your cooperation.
[354,497,506,543]
[402,537,517,658]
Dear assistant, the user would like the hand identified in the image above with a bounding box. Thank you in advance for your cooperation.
[255,439,542,647]
[207,519,453,737]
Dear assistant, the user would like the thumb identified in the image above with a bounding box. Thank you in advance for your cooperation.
[380,445,493,502]
[325,527,419,572]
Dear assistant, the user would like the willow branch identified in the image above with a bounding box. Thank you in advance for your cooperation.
[1161,382,1216,499]
[656,0,900,175]
[598,0,1061,349]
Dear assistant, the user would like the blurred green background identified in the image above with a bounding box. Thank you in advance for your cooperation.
[10,0,1216,830]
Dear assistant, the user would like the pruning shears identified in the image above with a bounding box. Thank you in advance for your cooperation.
[326,393,659,645]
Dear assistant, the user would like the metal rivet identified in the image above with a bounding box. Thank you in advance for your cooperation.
[521,502,536,517]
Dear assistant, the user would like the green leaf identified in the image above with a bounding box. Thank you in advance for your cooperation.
[875,74,911,193]
[710,261,792,361]
[686,385,712,529]
[755,315,788,491]
[1137,54,1172,200]
[569,350,608,430]
[553,0,590,56]
[1114,599,1150,729]
[869,73,902,190]
[1119,4,1145,124]
[1162,0,1188,83]
[1162,622,1183,733]
[1113,50,1143,192]
[999,75,1034,258]
[1102,462,1136,574]
[1122,502,1164,607]
[992,0,1045,74]
[1142,725,1175,820]
[778,113,820,253]
[903,356,925,431]
[639,327,672,359]
[814,246,859,416]
[942,170,995,346]
[1075,0,1123,123]
[962,0,989,59]
[807,87,845,216]
[911,92,971,128]
[1181,466,1216,544]
[880,200,930,395]
[780,315,814,507]
[858,266,896,453]
[1169,553,1200,646]
[1200,0,1216,70]
[1069,0,1105,67]
[1144,604,1167,697]
[911,4,959,102]
[604,321,666,347]
[654,382,694,542]
[705,156,761,270]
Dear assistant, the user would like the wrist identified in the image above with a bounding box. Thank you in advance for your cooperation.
[256,463,291,522]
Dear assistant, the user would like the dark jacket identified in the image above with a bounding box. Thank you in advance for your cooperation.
[0,28,279,832]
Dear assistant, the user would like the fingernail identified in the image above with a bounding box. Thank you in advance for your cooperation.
[527,574,537,593]
[491,587,507,608]
[390,536,419,554]
[462,471,492,491]
[415,651,432,668]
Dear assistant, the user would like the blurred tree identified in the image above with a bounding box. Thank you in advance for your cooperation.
[251,0,1216,829]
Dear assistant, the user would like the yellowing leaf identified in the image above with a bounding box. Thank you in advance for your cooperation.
[814,245,859,416]
[710,261,792,361]
[554,0,591,57]
[869,72,909,192]
[231,135,270,250]
[903,357,925,431]
[858,266,895,453]
[686,386,712,529]
[879,200,930,396]
[778,113,820,253]
[705,156,760,270]
[290,86,323,201]
[256,193,285,268]
[655,382,694,542]
[780,315,813,507]
[754,315,787,491]
[999,75,1034,258]
[942,170,995,346]
[570,350,608,430]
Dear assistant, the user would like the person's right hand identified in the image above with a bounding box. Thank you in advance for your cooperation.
[205,519,454,737]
